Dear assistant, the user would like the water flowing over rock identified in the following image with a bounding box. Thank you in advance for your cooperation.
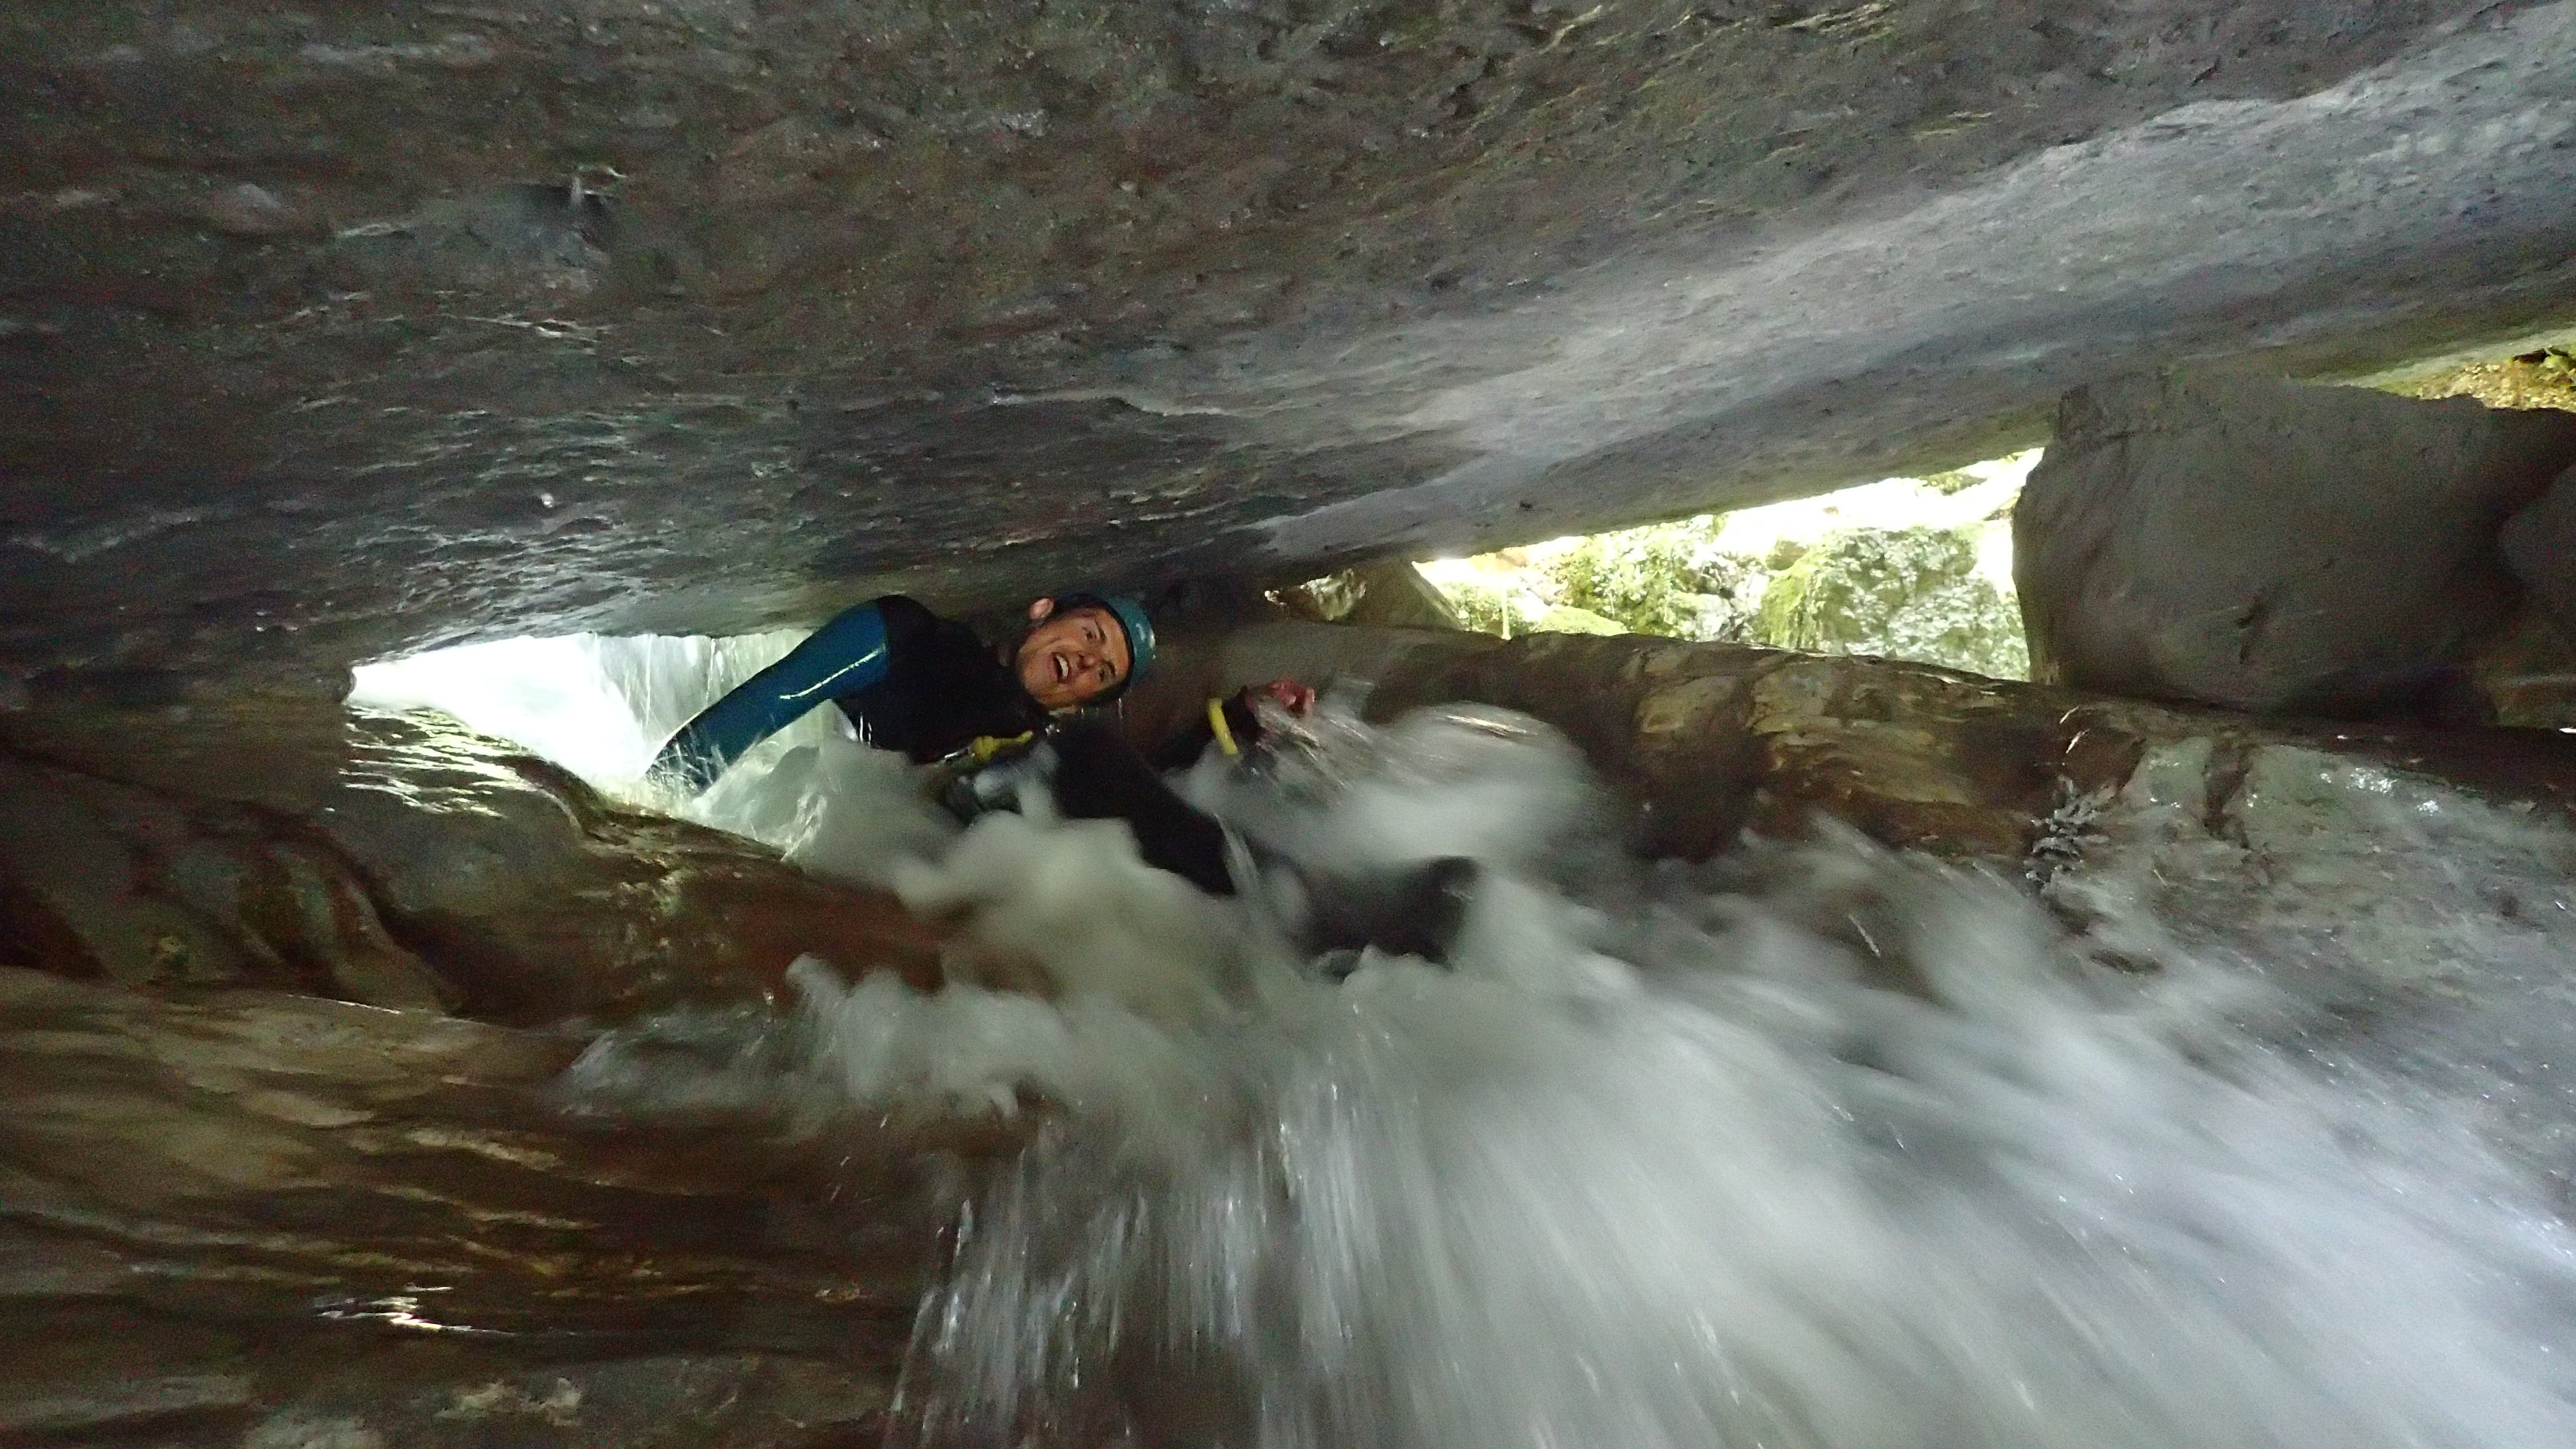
[2014,371,2576,716]
[10,0,2576,1435]
[7,626,2576,1441]
[1280,560,1464,632]
[1127,619,2576,862]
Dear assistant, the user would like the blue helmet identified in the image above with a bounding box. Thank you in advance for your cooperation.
[1052,591,1156,699]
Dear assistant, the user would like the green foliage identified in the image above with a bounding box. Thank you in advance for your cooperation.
[1423,508,2031,683]
[1920,468,1983,495]
[1439,576,1526,636]
[1754,525,2027,679]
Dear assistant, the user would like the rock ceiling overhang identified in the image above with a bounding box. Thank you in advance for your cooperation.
[3,0,2573,694]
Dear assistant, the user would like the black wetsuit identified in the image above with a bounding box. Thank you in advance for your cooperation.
[661,595,1472,951]
[844,596,1239,896]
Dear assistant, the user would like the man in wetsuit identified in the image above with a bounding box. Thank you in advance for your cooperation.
[650,591,1265,896]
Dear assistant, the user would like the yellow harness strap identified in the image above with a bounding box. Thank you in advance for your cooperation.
[1206,698,1239,757]
[965,731,1034,764]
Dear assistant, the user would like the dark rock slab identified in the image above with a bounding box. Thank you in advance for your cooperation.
[2013,371,2576,717]
[2501,465,2576,638]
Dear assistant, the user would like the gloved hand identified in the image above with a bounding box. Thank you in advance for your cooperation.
[1209,678,1314,756]
[1247,678,1315,716]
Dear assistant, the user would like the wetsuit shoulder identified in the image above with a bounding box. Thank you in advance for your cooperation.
[872,594,943,638]
[839,599,1040,762]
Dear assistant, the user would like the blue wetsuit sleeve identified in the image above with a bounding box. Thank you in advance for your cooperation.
[650,601,891,793]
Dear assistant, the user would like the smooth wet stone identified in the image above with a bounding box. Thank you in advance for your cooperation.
[0,703,945,1023]
[0,965,969,1445]
[315,712,947,1023]
[0,748,451,1006]
[0,697,986,1439]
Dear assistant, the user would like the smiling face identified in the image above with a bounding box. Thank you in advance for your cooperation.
[1014,599,1133,709]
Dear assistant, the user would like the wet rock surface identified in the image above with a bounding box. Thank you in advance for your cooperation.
[0,965,946,1448]
[0,703,992,1446]
[2014,370,2576,716]
[3,625,2575,1441]
[6,2,2575,687]
[0,701,945,1022]
[1133,618,2576,862]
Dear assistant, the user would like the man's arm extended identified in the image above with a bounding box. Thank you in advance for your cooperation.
[1046,718,1238,896]
[650,600,893,793]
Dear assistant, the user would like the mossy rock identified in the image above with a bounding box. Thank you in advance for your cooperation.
[1754,525,2028,680]
[1553,529,1706,637]
[1762,538,1811,572]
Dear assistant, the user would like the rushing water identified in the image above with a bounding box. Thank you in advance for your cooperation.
[360,634,2576,1448]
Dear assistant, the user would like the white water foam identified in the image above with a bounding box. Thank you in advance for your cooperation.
[349,629,960,886]
[358,632,2576,1448]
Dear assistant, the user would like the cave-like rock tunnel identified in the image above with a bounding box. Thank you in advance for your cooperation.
[8,3,2576,1446]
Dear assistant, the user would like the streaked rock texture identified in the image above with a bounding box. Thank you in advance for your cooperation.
[0,703,987,1446]
[11,4,2576,1435]
[5,2,2575,690]
[4,624,2575,1441]
[0,702,944,1022]
[0,964,950,1448]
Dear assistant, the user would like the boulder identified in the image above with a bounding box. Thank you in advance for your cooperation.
[1281,560,1466,632]
[0,704,945,1025]
[2012,371,2576,716]
[1337,560,1467,631]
